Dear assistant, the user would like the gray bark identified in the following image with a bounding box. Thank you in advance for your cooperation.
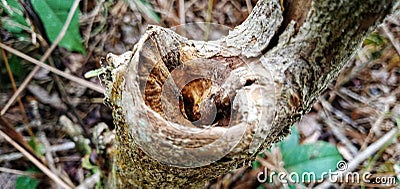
[101,0,398,188]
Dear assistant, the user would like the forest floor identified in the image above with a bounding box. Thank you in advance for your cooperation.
[0,0,399,188]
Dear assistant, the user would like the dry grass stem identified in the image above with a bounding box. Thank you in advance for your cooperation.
[0,129,74,189]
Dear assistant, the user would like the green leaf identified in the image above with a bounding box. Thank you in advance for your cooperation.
[8,55,27,78]
[252,152,265,169]
[84,68,105,78]
[0,0,27,25]
[2,18,25,33]
[279,127,343,182]
[15,176,39,189]
[282,142,342,181]
[132,0,160,23]
[252,160,262,169]
[82,155,100,173]
[125,0,160,23]
[28,137,45,156]
[364,33,386,46]
[0,0,29,33]
[1,56,29,81]
[286,184,297,189]
[256,185,265,189]
[30,0,85,53]
[280,126,299,155]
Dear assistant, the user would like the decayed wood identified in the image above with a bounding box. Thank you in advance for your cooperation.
[102,0,398,188]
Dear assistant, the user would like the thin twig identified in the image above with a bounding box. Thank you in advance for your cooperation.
[179,0,185,25]
[245,0,253,14]
[332,128,399,180]
[1,49,27,121]
[1,47,33,137]
[76,172,101,189]
[322,111,359,156]
[336,49,371,87]
[39,131,73,188]
[0,142,76,162]
[1,64,40,115]
[315,128,398,189]
[338,88,369,105]
[0,43,104,115]
[47,55,93,142]
[204,0,213,41]
[0,167,42,177]
[353,127,397,171]
[382,24,400,56]
[0,129,74,189]
[359,103,389,151]
[320,98,364,132]
[82,0,105,46]
[0,0,102,116]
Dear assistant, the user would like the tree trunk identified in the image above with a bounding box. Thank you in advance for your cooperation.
[102,0,397,188]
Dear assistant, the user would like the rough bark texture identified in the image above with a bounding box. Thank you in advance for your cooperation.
[102,0,398,188]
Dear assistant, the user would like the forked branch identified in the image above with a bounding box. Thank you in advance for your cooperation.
[102,0,397,188]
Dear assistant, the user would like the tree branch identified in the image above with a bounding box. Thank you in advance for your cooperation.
[102,0,398,188]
